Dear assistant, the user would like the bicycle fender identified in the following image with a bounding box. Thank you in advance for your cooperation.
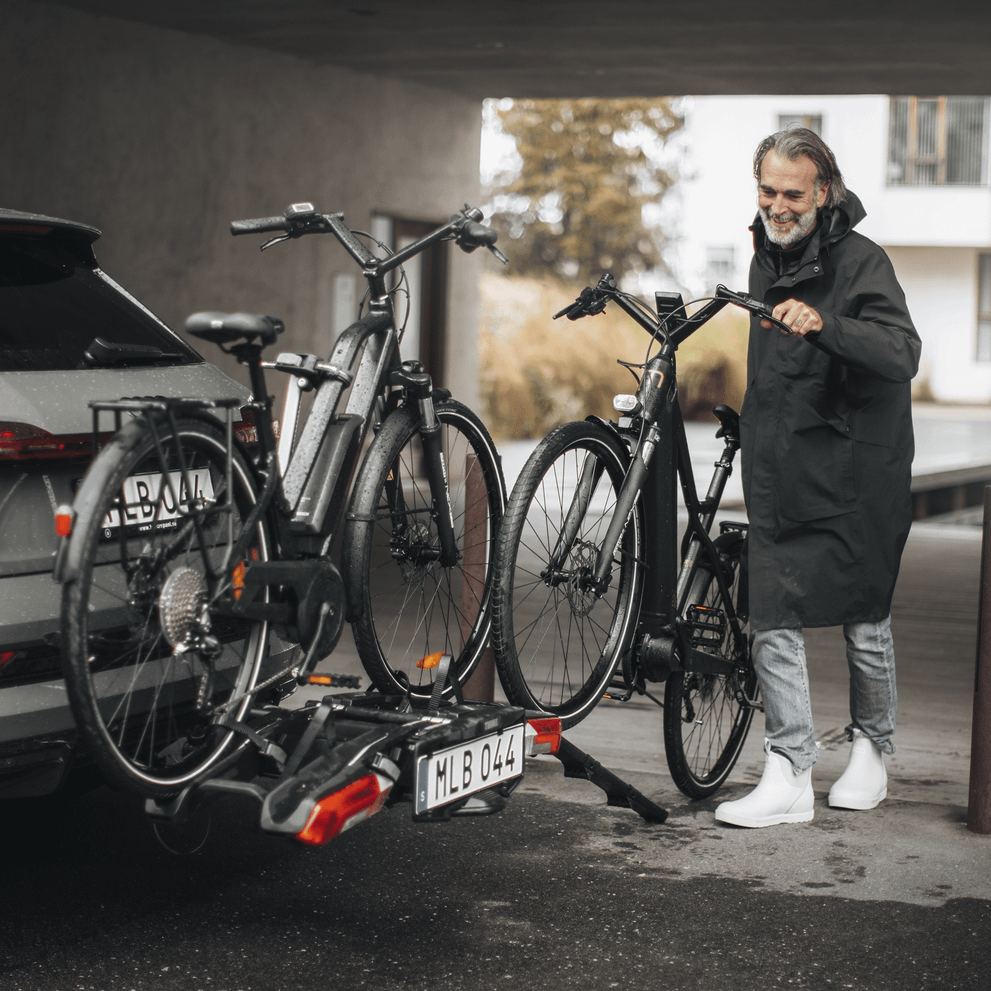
[583,415,633,460]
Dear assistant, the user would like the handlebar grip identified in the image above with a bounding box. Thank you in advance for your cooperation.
[230,216,289,236]
[715,284,773,316]
[461,220,498,246]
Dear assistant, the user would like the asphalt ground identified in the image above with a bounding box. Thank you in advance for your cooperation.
[1,518,988,991]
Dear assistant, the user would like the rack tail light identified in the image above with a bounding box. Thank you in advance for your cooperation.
[525,717,562,756]
[295,772,394,846]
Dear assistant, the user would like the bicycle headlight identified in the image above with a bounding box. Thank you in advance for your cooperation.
[612,394,641,414]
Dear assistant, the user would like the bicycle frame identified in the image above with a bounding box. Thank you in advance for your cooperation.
[554,280,751,683]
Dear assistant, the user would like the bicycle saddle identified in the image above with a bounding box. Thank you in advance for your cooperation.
[712,404,740,444]
[185,311,284,346]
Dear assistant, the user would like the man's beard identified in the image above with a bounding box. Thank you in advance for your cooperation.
[760,203,818,247]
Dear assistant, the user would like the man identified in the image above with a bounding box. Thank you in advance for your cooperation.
[715,128,922,828]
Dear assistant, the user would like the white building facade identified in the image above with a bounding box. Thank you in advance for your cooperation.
[677,95,991,403]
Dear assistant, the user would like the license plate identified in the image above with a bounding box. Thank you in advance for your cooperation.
[415,723,524,813]
[100,468,215,538]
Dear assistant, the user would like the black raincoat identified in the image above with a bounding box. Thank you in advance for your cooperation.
[740,192,922,631]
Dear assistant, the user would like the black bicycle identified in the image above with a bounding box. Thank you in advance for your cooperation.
[492,280,783,799]
[55,203,507,798]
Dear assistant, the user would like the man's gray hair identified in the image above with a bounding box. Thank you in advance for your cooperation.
[753,127,847,209]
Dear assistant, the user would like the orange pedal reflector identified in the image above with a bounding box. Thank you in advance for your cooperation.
[232,560,246,600]
[416,651,446,670]
[307,674,334,686]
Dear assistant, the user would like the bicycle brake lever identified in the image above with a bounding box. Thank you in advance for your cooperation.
[260,232,292,251]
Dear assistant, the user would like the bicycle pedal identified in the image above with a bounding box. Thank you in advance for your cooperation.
[602,676,634,702]
[685,604,727,648]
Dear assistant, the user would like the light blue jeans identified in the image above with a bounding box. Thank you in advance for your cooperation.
[752,617,897,772]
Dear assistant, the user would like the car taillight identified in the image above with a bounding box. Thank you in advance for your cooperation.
[0,421,100,461]
[0,651,22,671]
[295,772,394,846]
[525,717,562,755]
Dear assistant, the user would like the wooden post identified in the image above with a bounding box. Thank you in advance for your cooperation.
[967,485,991,833]
[460,452,495,702]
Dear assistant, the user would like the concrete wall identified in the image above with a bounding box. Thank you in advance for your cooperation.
[0,1,484,402]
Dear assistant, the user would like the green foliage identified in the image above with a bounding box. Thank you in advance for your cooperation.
[486,98,682,286]
[479,274,749,440]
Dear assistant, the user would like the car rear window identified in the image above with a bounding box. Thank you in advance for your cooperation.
[0,236,202,371]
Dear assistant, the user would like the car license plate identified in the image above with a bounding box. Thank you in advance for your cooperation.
[415,723,524,813]
[100,467,215,538]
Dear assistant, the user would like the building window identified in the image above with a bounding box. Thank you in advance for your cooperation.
[778,114,822,135]
[978,255,991,362]
[888,97,989,186]
[705,246,735,291]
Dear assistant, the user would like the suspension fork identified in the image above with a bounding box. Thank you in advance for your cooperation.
[391,364,459,568]
[545,450,607,572]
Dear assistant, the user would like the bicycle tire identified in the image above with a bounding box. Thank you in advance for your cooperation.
[342,399,506,699]
[492,420,644,728]
[663,529,758,799]
[60,413,272,798]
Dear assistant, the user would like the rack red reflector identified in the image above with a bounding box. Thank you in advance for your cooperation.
[525,717,562,755]
[54,504,74,538]
[295,773,393,846]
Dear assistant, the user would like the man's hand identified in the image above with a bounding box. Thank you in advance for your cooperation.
[761,298,822,338]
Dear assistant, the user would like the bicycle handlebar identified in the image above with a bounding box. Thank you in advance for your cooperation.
[553,279,797,342]
[229,202,506,265]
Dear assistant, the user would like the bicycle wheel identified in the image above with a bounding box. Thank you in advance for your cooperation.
[342,399,506,699]
[663,529,758,799]
[61,413,272,798]
[492,420,644,728]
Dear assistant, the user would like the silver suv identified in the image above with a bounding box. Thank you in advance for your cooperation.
[0,207,253,798]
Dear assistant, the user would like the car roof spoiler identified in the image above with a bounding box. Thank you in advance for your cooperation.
[0,207,101,244]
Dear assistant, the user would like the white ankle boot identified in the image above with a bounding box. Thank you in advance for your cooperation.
[828,729,887,810]
[714,740,815,828]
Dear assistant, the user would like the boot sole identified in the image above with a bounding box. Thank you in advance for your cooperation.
[827,788,886,810]
[714,807,814,828]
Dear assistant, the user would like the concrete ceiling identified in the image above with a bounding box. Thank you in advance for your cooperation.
[49,0,991,98]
